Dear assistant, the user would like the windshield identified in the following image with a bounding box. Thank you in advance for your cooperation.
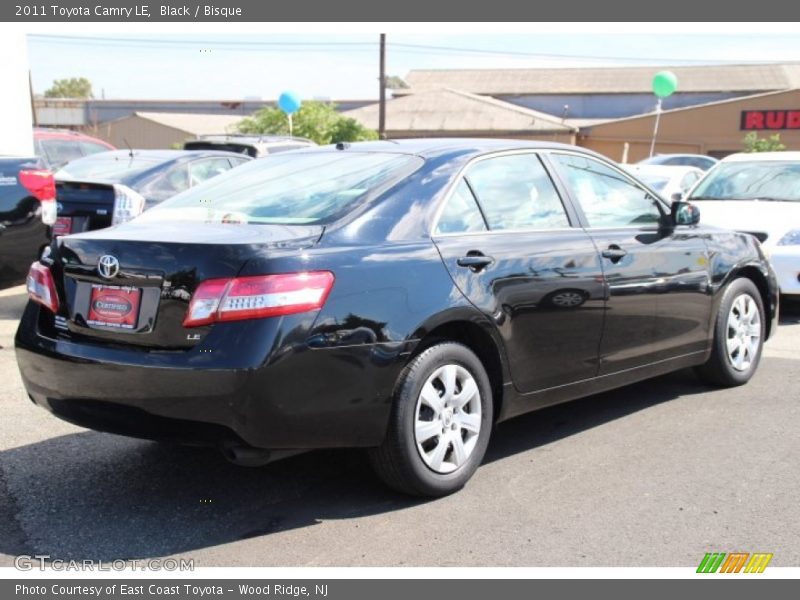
[56,154,161,181]
[688,160,800,202]
[137,151,423,225]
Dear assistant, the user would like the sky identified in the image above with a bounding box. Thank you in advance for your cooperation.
[26,32,800,101]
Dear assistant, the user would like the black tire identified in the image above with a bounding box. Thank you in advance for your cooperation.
[695,278,765,387]
[368,342,493,497]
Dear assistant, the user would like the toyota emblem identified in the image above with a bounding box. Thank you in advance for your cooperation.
[97,255,120,279]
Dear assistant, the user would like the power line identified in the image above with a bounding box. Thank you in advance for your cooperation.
[26,34,795,65]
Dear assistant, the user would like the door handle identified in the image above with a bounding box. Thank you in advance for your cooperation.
[457,253,494,272]
[601,245,627,262]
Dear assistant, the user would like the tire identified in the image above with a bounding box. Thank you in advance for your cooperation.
[695,278,765,387]
[368,342,493,497]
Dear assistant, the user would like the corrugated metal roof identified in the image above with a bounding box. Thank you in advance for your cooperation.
[344,89,575,133]
[133,112,243,135]
[402,64,800,95]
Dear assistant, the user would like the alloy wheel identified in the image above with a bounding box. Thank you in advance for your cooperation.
[725,293,761,372]
[414,364,482,474]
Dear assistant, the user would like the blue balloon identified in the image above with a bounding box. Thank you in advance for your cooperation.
[278,91,302,114]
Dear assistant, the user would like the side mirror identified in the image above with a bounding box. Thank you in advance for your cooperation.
[671,201,700,226]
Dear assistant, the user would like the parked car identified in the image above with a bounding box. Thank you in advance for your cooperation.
[685,151,800,298]
[622,164,704,201]
[638,153,718,171]
[0,156,48,288]
[16,140,778,497]
[34,128,115,169]
[183,134,316,157]
[51,149,251,237]
[0,131,115,288]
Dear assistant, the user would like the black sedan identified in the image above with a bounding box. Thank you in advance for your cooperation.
[15,140,779,496]
[51,150,251,237]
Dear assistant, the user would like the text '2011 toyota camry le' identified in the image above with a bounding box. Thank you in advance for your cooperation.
[15,139,779,496]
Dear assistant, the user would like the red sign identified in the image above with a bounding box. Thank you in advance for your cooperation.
[87,285,141,329]
[741,110,800,131]
[52,216,72,237]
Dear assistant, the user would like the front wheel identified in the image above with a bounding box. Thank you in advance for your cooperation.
[368,342,493,497]
[696,278,765,387]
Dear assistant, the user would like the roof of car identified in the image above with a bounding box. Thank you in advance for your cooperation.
[193,134,315,144]
[33,128,114,146]
[624,164,704,176]
[306,138,605,159]
[721,151,800,162]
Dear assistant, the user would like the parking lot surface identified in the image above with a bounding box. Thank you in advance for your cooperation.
[1,285,798,567]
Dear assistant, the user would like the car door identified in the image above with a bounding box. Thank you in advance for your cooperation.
[548,152,711,373]
[433,152,606,394]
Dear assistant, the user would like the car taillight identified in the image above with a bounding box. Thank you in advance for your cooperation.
[111,184,146,225]
[19,169,57,226]
[183,271,335,328]
[26,262,59,314]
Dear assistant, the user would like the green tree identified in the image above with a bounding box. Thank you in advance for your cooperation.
[742,132,786,153]
[238,101,378,145]
[44,77,94,98]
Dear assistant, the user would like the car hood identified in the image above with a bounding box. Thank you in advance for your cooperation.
[690,199,800,246]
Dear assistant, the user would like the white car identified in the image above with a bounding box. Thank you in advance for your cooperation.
[637,153,718,171]
[685,151,800,297]
[622,164,705,202]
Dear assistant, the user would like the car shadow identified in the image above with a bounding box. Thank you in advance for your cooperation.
[0,366,714,563]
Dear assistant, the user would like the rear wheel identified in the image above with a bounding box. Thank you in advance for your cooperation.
[696,278,765,387]
[368,342,493,496]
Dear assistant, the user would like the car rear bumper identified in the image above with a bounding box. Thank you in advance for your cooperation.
[15,303,415,450]
[769,246,800,296]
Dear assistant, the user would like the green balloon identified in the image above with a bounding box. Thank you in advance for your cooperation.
[652,71,678,98]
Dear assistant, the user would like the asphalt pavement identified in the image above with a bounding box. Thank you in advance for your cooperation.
[1,285,798,567]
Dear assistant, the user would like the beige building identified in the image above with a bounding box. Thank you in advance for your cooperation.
[347,64,800,162]
[580,89,800,162]
[344,89,577,143]
[90,111,243,149]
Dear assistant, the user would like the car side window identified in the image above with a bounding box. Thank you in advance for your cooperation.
[552,154,663,228]
[189,158,234,187]
[464,154,570,231]
[435,179,487,234]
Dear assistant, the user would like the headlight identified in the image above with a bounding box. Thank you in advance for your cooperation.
[777,230,800,246]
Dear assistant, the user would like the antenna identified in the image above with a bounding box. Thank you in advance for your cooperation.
[122,138,133,158]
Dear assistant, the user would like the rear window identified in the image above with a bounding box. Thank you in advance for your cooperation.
[56,154,162,181]
[39,139,84,169]
[137,152,423,225]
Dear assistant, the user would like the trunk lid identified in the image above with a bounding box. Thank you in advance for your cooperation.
[55,180,116,233]
[45,221,323,349]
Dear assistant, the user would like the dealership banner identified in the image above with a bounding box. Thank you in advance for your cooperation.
[3,579,799,600]
[4,0,800,21]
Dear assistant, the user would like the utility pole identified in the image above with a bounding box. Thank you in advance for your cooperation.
[378,33,386,139]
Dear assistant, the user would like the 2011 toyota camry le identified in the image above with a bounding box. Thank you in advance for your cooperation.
[15,139,779,497]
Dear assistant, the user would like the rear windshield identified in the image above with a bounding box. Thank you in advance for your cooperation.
[56,154,162,181]
[137,151,423,225]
